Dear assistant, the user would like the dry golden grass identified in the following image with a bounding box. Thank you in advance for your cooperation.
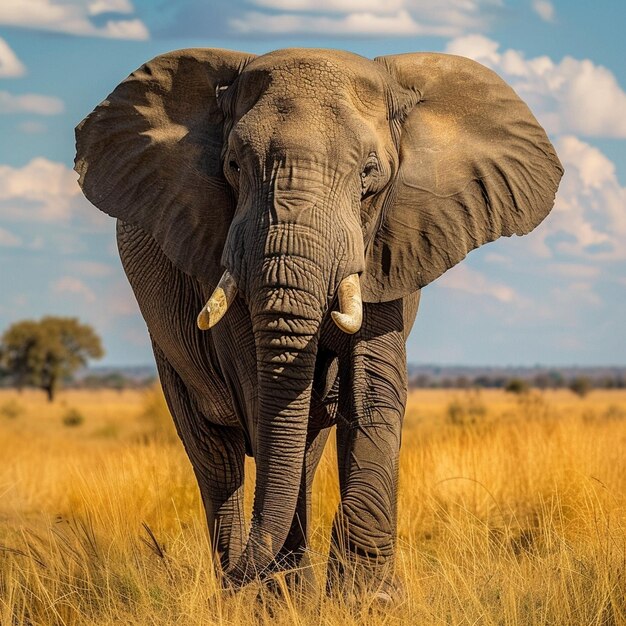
[1,386,625,625]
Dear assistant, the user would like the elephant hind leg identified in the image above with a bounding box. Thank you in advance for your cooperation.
[152,341,246,573]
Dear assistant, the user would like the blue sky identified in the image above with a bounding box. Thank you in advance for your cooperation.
[0,0,625,366]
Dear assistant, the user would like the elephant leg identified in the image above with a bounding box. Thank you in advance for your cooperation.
[152,341,246,574]
[327,297,414,600]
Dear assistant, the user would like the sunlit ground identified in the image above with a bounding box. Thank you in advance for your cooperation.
[1,386,625,625]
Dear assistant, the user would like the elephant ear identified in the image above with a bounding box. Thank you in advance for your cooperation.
[361,52,563,303]
[75,48,255,285]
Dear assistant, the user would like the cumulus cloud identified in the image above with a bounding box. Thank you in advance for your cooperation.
[542,136,626,261]
[0,0,149,40]
[252,0,404,12]
[0,92,64,115]
[445,35,626,138]
[437,265,522,303]
[231,10,449,36]
[487,136,626,266]
[88,0,133,15]
[0,37,25,77]
[0,157,101,225]
[231,0,503,36]
[532,0,555,22]
[51,276,96,303]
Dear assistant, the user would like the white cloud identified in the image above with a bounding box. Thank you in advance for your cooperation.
[0,37,25,77]
[445,35,626,138]
[505,136,626,263]
[0,227,22,247]
[0,0,149,40]
[0,92,64,115]
[252,0,404,12]
[98,18,148,39]
[88,0,133,15]
[0,157,85,222]
[232,0,502,36]
[543,136,626,260]
[51,276,96,303]
[231,10,445,36]
[437,264,522,303]
[532,0,555,22]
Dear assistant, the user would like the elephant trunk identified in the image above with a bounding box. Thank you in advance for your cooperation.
[227,250,325,584]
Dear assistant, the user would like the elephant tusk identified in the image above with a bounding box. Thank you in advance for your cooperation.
[197,271,238,330]
[331,273,362,335]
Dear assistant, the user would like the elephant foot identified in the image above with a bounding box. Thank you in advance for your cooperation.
[258,551,319,607]
[325,556,403,607]
[224,549,319,606]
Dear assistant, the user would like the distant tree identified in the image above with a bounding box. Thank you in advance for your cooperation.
[547,370,565,388]
[505,378,529,394]
[569,376,592,398]
[0,317,104,401]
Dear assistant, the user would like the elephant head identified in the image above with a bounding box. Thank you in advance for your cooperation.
[75,48,562,582]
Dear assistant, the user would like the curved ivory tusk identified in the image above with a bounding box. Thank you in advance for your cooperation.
[197,271,238,330]
[331,273,363,335]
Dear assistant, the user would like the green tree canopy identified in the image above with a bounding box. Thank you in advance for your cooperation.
[0,316,104,401]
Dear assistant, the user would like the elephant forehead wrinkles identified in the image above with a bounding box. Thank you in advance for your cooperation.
[236,97,342,147]
[242,57,352,99]
[233,100,372,173]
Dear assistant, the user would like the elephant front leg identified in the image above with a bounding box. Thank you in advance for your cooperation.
[153,342,246,574]
[327,298,410,602]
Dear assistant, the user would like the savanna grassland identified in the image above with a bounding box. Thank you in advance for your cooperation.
[1,386,625,625]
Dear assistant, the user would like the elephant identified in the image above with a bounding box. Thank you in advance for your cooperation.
[74,47,562,597]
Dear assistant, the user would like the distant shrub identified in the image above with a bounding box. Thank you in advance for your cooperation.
[447,399,465,425]
[446,390,487,426]
[0,399,23,419]
[569,376,592,398]
[603,405,626,421]
[516,391,553,421]
[505,378,529,394]
[62,408,85,427]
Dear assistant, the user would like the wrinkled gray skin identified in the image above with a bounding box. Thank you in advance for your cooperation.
[75,48,562,596]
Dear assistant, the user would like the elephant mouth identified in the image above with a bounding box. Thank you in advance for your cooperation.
[197,269,363,334]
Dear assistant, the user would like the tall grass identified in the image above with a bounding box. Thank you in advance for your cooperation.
[1,387,625,624]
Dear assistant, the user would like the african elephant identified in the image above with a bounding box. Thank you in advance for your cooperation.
[74,48,562,596]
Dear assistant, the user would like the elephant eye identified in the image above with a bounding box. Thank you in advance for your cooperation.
[229,159,240,173]
[361,154,379,178]
[360,154,380,197]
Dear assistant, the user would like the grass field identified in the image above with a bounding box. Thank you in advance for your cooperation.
[1,386,625,625]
